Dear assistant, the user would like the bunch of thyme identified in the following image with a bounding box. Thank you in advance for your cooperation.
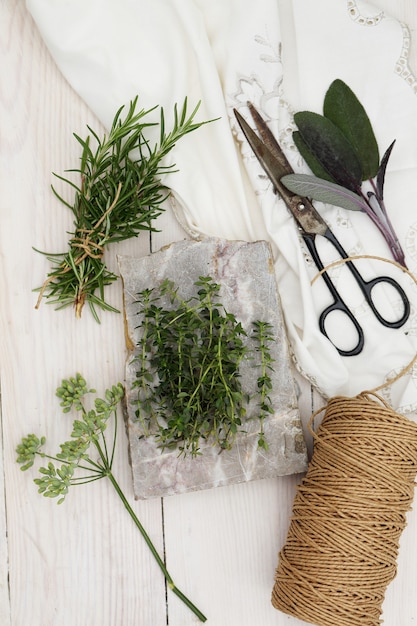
[133,276,275,456]
[16,373,206,622]
[35,97,208,321]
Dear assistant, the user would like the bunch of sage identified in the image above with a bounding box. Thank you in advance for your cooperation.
[282,79,406,267]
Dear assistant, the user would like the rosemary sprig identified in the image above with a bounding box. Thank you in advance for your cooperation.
[35,97,209,321]
[16,373,207,622]
[133,276,275,456]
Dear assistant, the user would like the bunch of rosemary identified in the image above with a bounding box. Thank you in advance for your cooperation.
[133,276,275,456]
[35,97,208,321]
[16,374,206,622]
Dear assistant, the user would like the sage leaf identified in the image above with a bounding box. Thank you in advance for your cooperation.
[294,111,363,192]
[293,131,334,182]
[281,173,367,212]
[323,79,380,180]
[376,140,396,200]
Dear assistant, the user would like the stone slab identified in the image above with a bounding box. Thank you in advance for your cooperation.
[118,238,307,499]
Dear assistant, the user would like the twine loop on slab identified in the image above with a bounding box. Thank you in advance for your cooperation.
[272,255,417,625]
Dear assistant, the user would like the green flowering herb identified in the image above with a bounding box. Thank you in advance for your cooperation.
[16,373,206,622]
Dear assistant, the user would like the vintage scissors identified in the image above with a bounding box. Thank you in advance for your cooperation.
[234,103,410,357]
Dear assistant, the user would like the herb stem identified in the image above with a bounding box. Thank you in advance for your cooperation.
[357,185,406,267]
[39,453,103,475]
[106,470,207,622]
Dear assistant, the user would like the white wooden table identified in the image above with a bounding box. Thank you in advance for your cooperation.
[1,2,417,625]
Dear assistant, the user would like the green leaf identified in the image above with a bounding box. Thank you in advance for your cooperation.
[323,79,380,180]
[293,131,334,182]
[376,140,396,200]
[294,111,363,192]
[281,173,367,212]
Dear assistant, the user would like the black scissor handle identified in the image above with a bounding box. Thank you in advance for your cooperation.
[318,299,365,357]
[303,230,410,356]
[303,234,365,356]
[349,274,410,329]
[321,229,410,329]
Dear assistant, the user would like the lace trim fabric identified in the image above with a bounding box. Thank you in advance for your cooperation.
[347,0,384,26]
[347,1,417,93]
[395,22,417,93]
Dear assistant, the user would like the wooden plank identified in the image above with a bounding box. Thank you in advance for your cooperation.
[163,474,303,626]
[0,2,167,625]
[151,178,312,626]
[0,396,11,626]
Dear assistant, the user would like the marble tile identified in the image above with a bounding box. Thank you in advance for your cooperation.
[118,238,307,499]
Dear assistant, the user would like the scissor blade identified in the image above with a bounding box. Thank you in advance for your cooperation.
[234,106,328,237]
[234,107,290,197]
[246,102,293,176]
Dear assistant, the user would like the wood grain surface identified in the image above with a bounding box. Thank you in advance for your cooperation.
[1,1,417,625]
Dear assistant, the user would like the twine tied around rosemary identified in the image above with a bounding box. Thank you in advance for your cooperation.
[35,184,121,318]
[272,254,417,626]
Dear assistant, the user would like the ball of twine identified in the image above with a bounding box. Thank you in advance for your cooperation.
[272,392,417,625]
[272,255,417,625]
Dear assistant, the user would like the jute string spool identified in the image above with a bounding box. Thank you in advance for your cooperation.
[271,256,417,626]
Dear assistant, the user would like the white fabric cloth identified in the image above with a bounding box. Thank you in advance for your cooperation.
[27,0,417,412]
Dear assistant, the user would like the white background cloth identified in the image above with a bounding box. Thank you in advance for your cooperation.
[27,0,417,412]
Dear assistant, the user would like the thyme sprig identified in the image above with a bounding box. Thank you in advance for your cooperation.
[16,373,206,622]
[35,97,209,321]
[252,320,275,449]
[133,276,274,456]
